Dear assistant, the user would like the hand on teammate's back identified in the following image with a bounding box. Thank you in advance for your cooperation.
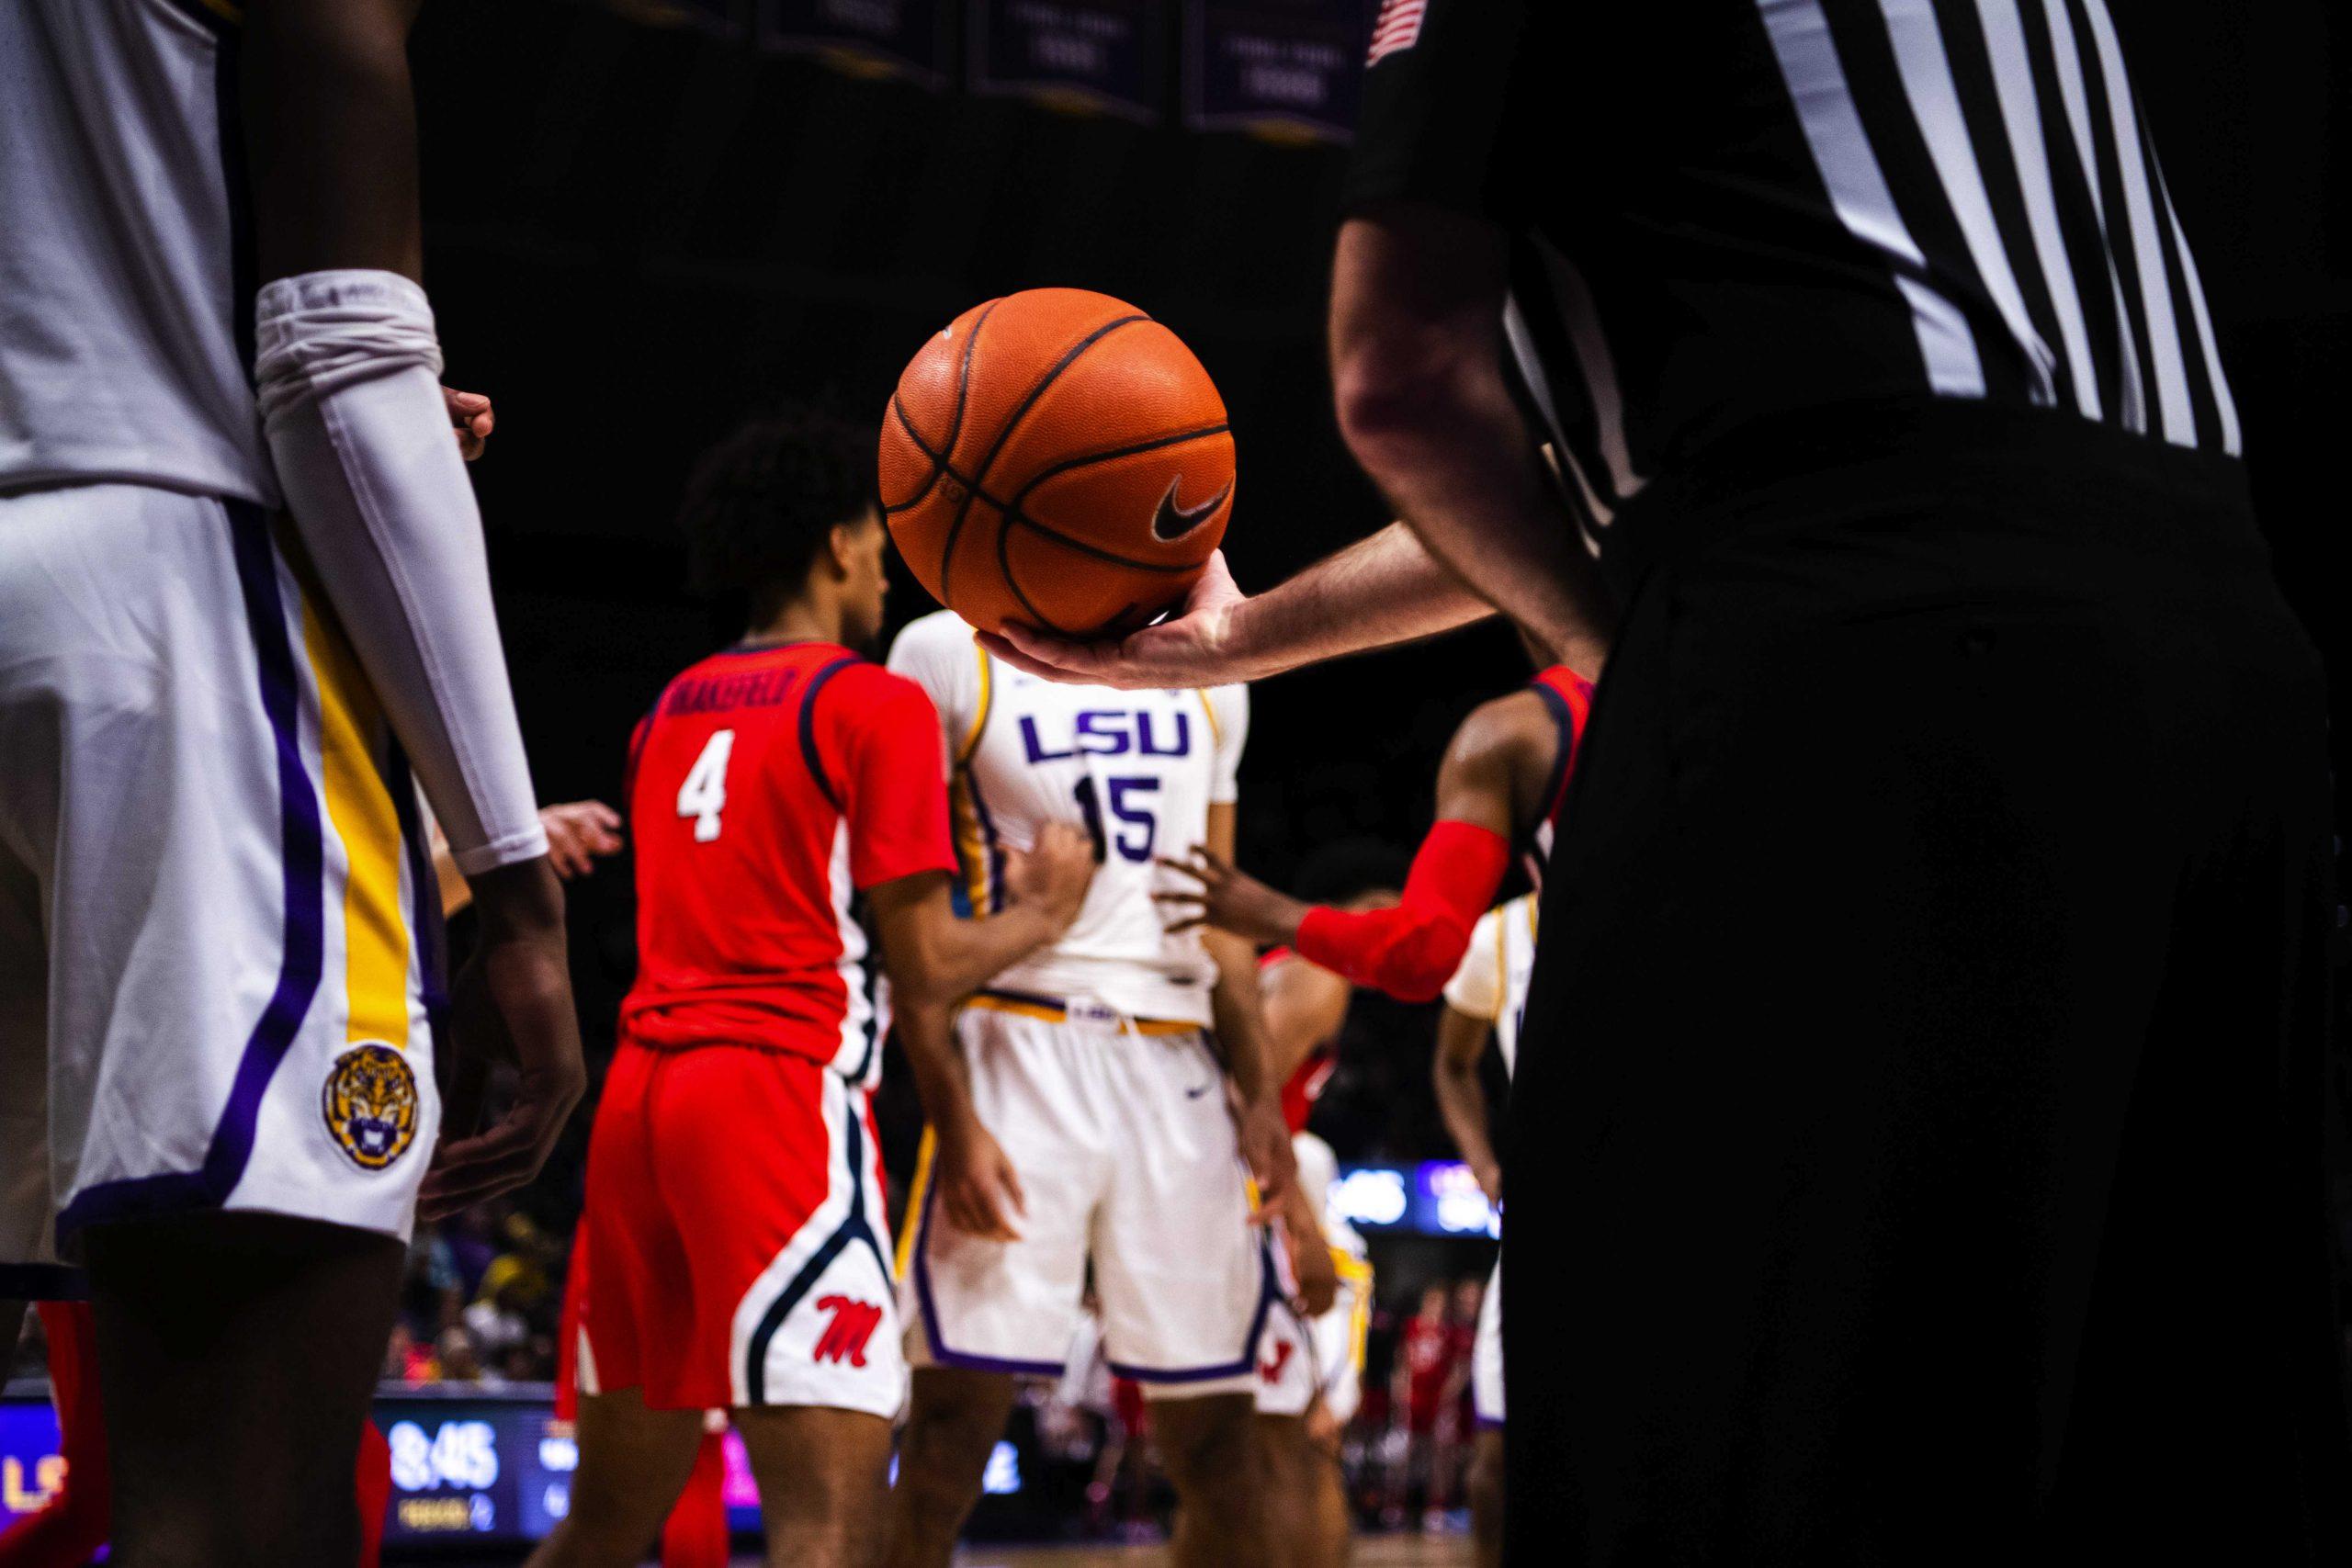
[1156,843,1311,949]
[980,549,1249,693]
[419,856,585,1219]
[1001,820,1097,931]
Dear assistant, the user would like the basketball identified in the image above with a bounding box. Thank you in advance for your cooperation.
[879,288,1236,637]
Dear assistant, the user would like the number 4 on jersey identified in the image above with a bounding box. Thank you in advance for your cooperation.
[677,728,735,841]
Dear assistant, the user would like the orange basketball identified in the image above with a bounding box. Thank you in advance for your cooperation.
[880,288,1235,637]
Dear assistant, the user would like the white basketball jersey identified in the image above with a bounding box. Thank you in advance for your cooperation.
[1,0,278,506]
[1442,894,1540,1077]
[888,610,1247,1026]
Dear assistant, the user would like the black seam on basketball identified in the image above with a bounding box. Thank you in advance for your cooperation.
[886,299,999,522]
[1000,520,1072,637]
[936,312,1150,617]
[1003,511,1214,575]
[1000,423,1231,516]
[883,404,1012,516]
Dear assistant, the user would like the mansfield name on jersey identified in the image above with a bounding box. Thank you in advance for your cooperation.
[620,641,957,1079]
[889,609,1247,1027]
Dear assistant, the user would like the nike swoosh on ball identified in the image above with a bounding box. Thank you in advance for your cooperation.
[1151,476,1232,542]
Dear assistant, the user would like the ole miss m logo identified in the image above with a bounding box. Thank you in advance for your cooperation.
[812,1296,885,1367]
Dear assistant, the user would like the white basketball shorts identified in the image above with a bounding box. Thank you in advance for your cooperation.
[1256,1233,1373,1422]
[0,483,442,1292]
[1473,1257,1504,1427]
[899,992,1274,1399]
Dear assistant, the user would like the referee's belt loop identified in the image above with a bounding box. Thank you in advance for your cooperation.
[967,988,1199,1036]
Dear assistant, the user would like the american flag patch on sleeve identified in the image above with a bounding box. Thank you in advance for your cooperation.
[1367,0,1426,65]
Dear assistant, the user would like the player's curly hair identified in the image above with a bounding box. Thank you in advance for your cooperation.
[676,408,878,620]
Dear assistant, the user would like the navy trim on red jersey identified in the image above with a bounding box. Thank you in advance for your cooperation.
[1529,679,1576,828]
[797,655,862,813]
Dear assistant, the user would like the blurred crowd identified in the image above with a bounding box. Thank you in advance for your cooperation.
[379,1199,568,1389]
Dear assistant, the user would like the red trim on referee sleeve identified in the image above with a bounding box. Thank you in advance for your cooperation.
[1295,819,1510,1002]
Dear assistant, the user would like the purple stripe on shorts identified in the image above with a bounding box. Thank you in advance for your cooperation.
[57,501,327,1240]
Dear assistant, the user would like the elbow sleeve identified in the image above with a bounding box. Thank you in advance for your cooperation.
[1296,820,1510,1002]
[255,271,546,876]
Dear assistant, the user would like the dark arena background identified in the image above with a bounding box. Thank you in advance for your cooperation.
[6,2,2347,1562]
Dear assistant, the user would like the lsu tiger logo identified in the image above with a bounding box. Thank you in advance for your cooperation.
[322,1043,420,1171]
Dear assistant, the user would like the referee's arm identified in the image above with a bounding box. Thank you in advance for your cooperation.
[1332,0,1612,676]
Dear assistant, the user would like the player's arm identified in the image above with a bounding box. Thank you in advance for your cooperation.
[891,987,1025,1242]
[433,803,624,918]
[1433,1005,1502,1206]
[865,832,1093,1010]
[1161,694,1546,1001]
[1201,804,1297,1213]
[986,529,1492,692]
[1260,954,1357,1095]
[1278,1181,1340,1317]
[243,0,582,1213]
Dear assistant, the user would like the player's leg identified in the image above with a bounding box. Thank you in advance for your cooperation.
[735,1406,890,1568]
[1464,1428,1503,1568]
[1465,1260,1502,1567]
[886,1368,1021,1568]
[85,1212,402,1567]
[889,1003,1101,1565]
[1256,1412,1348,1568]
[529,1387,708,1568]
[1151,1393,1266,1566]
[1094,1027,1277,1568]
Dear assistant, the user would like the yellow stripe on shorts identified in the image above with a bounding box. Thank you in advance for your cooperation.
[300,596,413,1052]
[897,1126,937,1276]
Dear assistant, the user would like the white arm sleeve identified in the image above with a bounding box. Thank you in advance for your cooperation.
[254,270,546,876]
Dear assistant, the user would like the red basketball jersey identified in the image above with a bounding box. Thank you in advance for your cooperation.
[1524,664,1595,889]
[620,642,957,1077]
[1261,947,1338,1136]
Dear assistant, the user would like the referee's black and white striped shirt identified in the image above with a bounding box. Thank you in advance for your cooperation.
[1349,0,2240,543]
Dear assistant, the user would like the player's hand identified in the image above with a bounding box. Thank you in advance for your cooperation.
[1305,1398,1342,1456]
[1471,1156,1504,1209]
[1004,821,1097,930]
[979,550,1252,692]
[1155,844,1310,948]
[445,387,494,460]
[935,1117,1025,1242]
[1238,1093,1295,1217]
[1290,1226,1340,1318]
[419,857,585,1219]
[539,800,623,880]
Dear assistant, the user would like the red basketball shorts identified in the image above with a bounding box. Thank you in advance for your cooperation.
[582,1043,901,1416]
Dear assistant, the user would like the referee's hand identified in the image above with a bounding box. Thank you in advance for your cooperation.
[982,550,1249,692]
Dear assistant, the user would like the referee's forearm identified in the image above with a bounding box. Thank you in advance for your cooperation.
[1225,523,1492,675]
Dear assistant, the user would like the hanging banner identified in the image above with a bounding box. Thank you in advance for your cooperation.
[1184,0,1366,143]
[760,0,950,83]
[970,0,1167,123]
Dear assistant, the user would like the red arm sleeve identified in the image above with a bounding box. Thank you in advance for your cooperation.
[842,672,960,892]
[1295,819,1510,1002]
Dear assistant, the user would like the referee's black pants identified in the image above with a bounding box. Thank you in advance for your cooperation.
[1506,401,2352,1564]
